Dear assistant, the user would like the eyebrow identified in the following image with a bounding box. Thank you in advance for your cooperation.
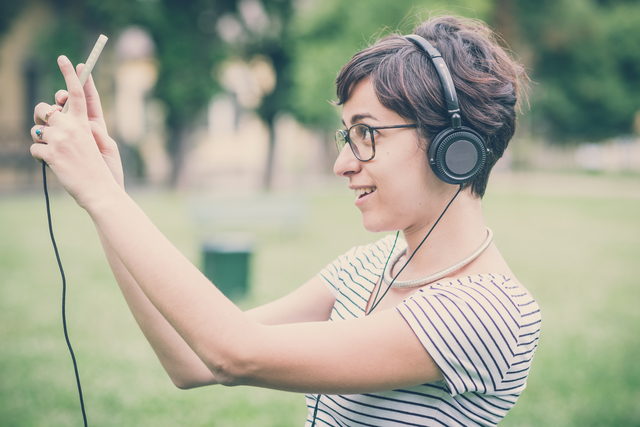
[341,113,378,127]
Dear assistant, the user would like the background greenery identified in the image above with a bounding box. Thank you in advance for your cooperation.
[4,0,640,185]
[1,170,639,426]
[1,0,639,425]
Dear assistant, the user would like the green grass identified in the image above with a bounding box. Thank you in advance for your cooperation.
[1,171,639,426]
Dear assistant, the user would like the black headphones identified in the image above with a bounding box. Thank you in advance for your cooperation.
[405,35,488,185]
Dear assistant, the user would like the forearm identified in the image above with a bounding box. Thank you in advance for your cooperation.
[87,187,258,385]
[96,226,218,388]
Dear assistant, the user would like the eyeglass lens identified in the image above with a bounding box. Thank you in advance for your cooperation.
[335,124,374,161]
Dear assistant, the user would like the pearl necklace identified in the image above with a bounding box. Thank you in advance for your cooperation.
[383,228,493,289]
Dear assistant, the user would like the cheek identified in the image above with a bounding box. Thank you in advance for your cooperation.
[384,166,430,209]
[405,151,432,188]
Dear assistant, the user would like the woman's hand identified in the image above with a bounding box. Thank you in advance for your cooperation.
[53,63,124,189]
[30,56,123,208]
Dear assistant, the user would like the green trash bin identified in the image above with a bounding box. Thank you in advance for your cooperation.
[202,235,253,300]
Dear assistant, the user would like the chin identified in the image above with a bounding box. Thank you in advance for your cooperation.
[360,214,399,234]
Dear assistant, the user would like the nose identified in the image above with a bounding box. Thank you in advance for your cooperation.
[333,143,362,177]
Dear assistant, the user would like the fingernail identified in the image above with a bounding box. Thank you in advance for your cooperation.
[58,55,69,65]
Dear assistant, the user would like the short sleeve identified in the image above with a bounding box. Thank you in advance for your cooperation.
[317,248,353,298]
[395,275,528,397]
[317,235,403,300]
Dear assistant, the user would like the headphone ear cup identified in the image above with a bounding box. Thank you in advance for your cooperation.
[428,126,487,185]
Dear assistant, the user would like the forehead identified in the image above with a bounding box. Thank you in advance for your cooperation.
[341,79,404,127]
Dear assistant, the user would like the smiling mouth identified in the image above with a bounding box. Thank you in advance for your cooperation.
[355,187,376,198]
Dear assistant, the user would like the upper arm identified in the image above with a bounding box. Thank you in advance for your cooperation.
[245,275,336,325]
[235,308,444,394]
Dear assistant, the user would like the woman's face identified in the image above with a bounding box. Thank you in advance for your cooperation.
[334,79,451,234]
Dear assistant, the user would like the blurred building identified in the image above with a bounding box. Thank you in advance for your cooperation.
[0,2,52,189]
[0,1,331,193]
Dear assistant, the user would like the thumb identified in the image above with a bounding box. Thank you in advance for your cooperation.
[90,122,124,188]
[90,122,118,155]
[55,90,69,107]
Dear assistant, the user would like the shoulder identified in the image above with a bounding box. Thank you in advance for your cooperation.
[403,274,540,329]
[396,274,541,395]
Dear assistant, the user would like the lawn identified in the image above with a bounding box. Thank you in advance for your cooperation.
[1,171,639,426]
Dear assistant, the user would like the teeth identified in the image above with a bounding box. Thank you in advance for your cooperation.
[355,187,376,198]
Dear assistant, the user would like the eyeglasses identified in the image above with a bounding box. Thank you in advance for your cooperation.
[335,123,418,162]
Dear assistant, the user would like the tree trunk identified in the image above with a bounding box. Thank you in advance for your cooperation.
[262,116,277,191]
[167,124,189,188]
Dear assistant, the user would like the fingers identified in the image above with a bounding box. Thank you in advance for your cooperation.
[55,90,69,107]
[90,122,125,188]
[30,124,49,162]
[32,125,46,142]
[76,63,107,129]
[57,55,87,117]
[77,64,99,101]
[52,65,106,128]
[33,102,63,126]
[91,122,121,162]
[30,142,46,163]
[90,121,114,152]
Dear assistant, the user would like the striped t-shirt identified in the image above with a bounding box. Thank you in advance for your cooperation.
[306,235,541,427]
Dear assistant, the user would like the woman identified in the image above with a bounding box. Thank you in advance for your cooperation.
[31,14,540,427]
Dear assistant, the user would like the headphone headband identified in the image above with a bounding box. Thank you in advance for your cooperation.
[404,34,488,185]
[405,35,461,129]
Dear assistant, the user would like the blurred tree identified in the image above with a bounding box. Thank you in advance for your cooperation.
[0,1,26,42]
[252,0,295,190]
[33,0,299,189]
[286,0,494,129]
[23,0,638,186]
[210,0,295,189]
[514,0,640,142]
[25,0,503,188]
[34,0,235,185]
[288,0,640,144]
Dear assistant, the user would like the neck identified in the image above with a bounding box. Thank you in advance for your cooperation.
[396,189,487,282]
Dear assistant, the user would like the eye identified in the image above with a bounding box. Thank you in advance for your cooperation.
[353,125,374,142]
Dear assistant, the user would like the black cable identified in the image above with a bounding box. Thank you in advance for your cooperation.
[42,162,88,427]
[368,184,463,314]
[310,186,463,425]
[310,393,321,427]
[368,231,399,314]
[310,186,462,425]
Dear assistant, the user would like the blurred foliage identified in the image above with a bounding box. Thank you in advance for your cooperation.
[2,173,640,425]
[37,0,236,184]
[289,0,640,142]
[12,0,296,186]
[3,0,640,170]
[0,1,23,45]
[515,0,640,142]
[286,0,494,128]
[211,0,296,189]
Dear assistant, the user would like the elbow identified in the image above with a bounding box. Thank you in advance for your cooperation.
[206,357,248,387]
[166,366,220,390]
[160,351,249,389]
[171,376,202,390]
[202,340,261,388]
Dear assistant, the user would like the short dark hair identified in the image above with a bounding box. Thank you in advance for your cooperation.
[335,14,529,197]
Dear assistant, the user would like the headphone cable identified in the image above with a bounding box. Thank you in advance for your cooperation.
[369,184,463,314]
[310,185,462,426]
[42,162,88,427]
